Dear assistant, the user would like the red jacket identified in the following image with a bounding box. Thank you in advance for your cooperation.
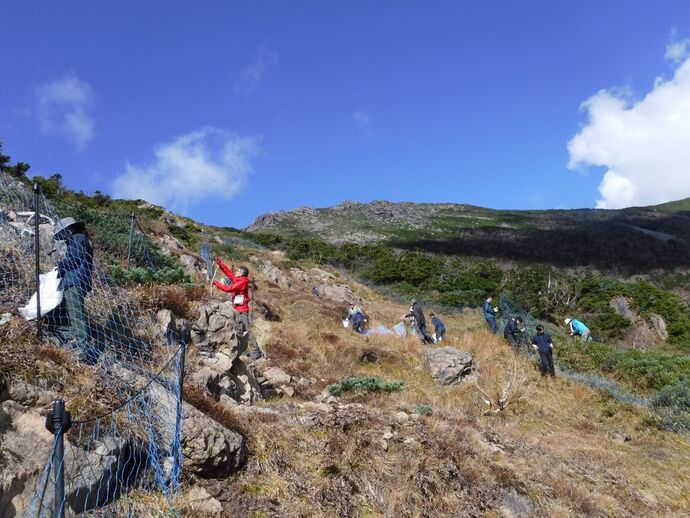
[213,259,250,313]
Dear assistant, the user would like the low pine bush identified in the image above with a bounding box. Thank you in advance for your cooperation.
[327,376,404,396]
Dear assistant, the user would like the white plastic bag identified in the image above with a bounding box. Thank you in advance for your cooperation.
[19,268,64,320]
[393,322,407,337]
[342,319,350,328]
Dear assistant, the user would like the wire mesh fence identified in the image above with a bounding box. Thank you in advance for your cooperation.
[0,172,186,516]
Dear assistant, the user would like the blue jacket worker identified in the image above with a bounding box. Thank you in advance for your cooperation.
[347,304,365,334]
[484,295,498,334]
[531,325,555,377]
[45,217,99,365]
[430,312,445,342]
[564,318,591,342]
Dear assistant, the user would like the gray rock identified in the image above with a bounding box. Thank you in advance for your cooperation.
[610,297,636,321]
[182,403,247,478]
[262,367,292,386]
[290,267,310,283]
[313,284,361,304]
[650,313,669,341]
[157,309,191,345]
[258,259,292,289]
[0,313,12,326]
[499,488,533,517]
[424,347,476,386]
[183,486,223,517]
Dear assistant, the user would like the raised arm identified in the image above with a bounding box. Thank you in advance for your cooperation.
[216,257,236,281]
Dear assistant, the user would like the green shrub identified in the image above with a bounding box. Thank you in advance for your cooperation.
[413,403,433,416]
[558,341,690,392]
[651,380,690,434]
[326,376,404,396]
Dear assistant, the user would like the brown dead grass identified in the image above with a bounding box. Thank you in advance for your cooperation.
[182,383,249,437]
[198,249,690,517]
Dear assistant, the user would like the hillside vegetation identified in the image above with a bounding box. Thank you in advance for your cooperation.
[1,147,690,516]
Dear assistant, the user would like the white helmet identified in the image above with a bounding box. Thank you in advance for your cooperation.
[564,318,572,325]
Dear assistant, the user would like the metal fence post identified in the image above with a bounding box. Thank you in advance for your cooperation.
[126,212,135,270]
[33,183,42,341]
[46,399,71,518]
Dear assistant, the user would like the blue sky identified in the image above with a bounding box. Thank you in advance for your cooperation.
[3,1,690,228]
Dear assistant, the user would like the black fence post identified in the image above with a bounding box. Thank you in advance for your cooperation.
[46,399,71,518]
[126,212,135,270]
[173,341,187,489]
[33,183,42,341]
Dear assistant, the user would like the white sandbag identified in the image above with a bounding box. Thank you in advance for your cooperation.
[19,268,63,320]
[393,322,407,337]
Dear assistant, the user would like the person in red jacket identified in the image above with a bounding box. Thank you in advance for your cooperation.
[213,258,263,359]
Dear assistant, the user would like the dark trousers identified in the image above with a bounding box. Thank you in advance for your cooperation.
[486,316,498,334]
[45,286,99,364]
[539,350,555,377]
[418,323,434,344]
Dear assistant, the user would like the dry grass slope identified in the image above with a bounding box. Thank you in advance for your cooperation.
[185,255,690,517]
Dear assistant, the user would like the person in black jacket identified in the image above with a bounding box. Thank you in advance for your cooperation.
[45,217,99,364]
[503,316,525,352]
[405,299,434,344]
[531,325,555,377]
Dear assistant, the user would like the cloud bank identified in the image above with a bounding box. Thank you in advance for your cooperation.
[34,73,95,149]
[567,42,690,209]
[111,127,260,213]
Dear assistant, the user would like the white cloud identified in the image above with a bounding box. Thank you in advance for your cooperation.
[34,73,95,149]
[111,127,260,213]
[235,44,279,95]
[567,53,690,209]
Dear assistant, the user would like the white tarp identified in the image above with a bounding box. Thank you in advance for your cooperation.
[19,268,63,320]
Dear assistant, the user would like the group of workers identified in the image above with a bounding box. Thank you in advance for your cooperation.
[41,215,592,381]
[484,295,592,378]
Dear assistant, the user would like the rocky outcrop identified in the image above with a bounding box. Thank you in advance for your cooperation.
[610,297,635,321]
[424,347,477,386]
[312,284,361,304]
[650,313,669,341]
[290,267,310,283]
[181,402,247,478]
[255,259,291,289]
[157,309,191,345]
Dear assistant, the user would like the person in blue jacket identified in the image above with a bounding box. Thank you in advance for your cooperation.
[430,312,445,342]
[564,317,591,342]
[484,295,498,334]
[531,325,555,377]
[45,217,99,364]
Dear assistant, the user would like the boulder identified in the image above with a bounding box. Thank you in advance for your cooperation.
[157,309,191,345]
[610,297,636,321]
[309,267,336,283]
[181,402,247,478]
[258,259,292,289]
[154,233,186,257]
[424,347,476,386]
[0,399,54,516]
[263,367,292,386]
[313,284,361,304]
[290,267,310,283]
[182,486,223,517]
[650,313,669,341]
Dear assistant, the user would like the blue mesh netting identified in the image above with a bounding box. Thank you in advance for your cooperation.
[1,172,185,516]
